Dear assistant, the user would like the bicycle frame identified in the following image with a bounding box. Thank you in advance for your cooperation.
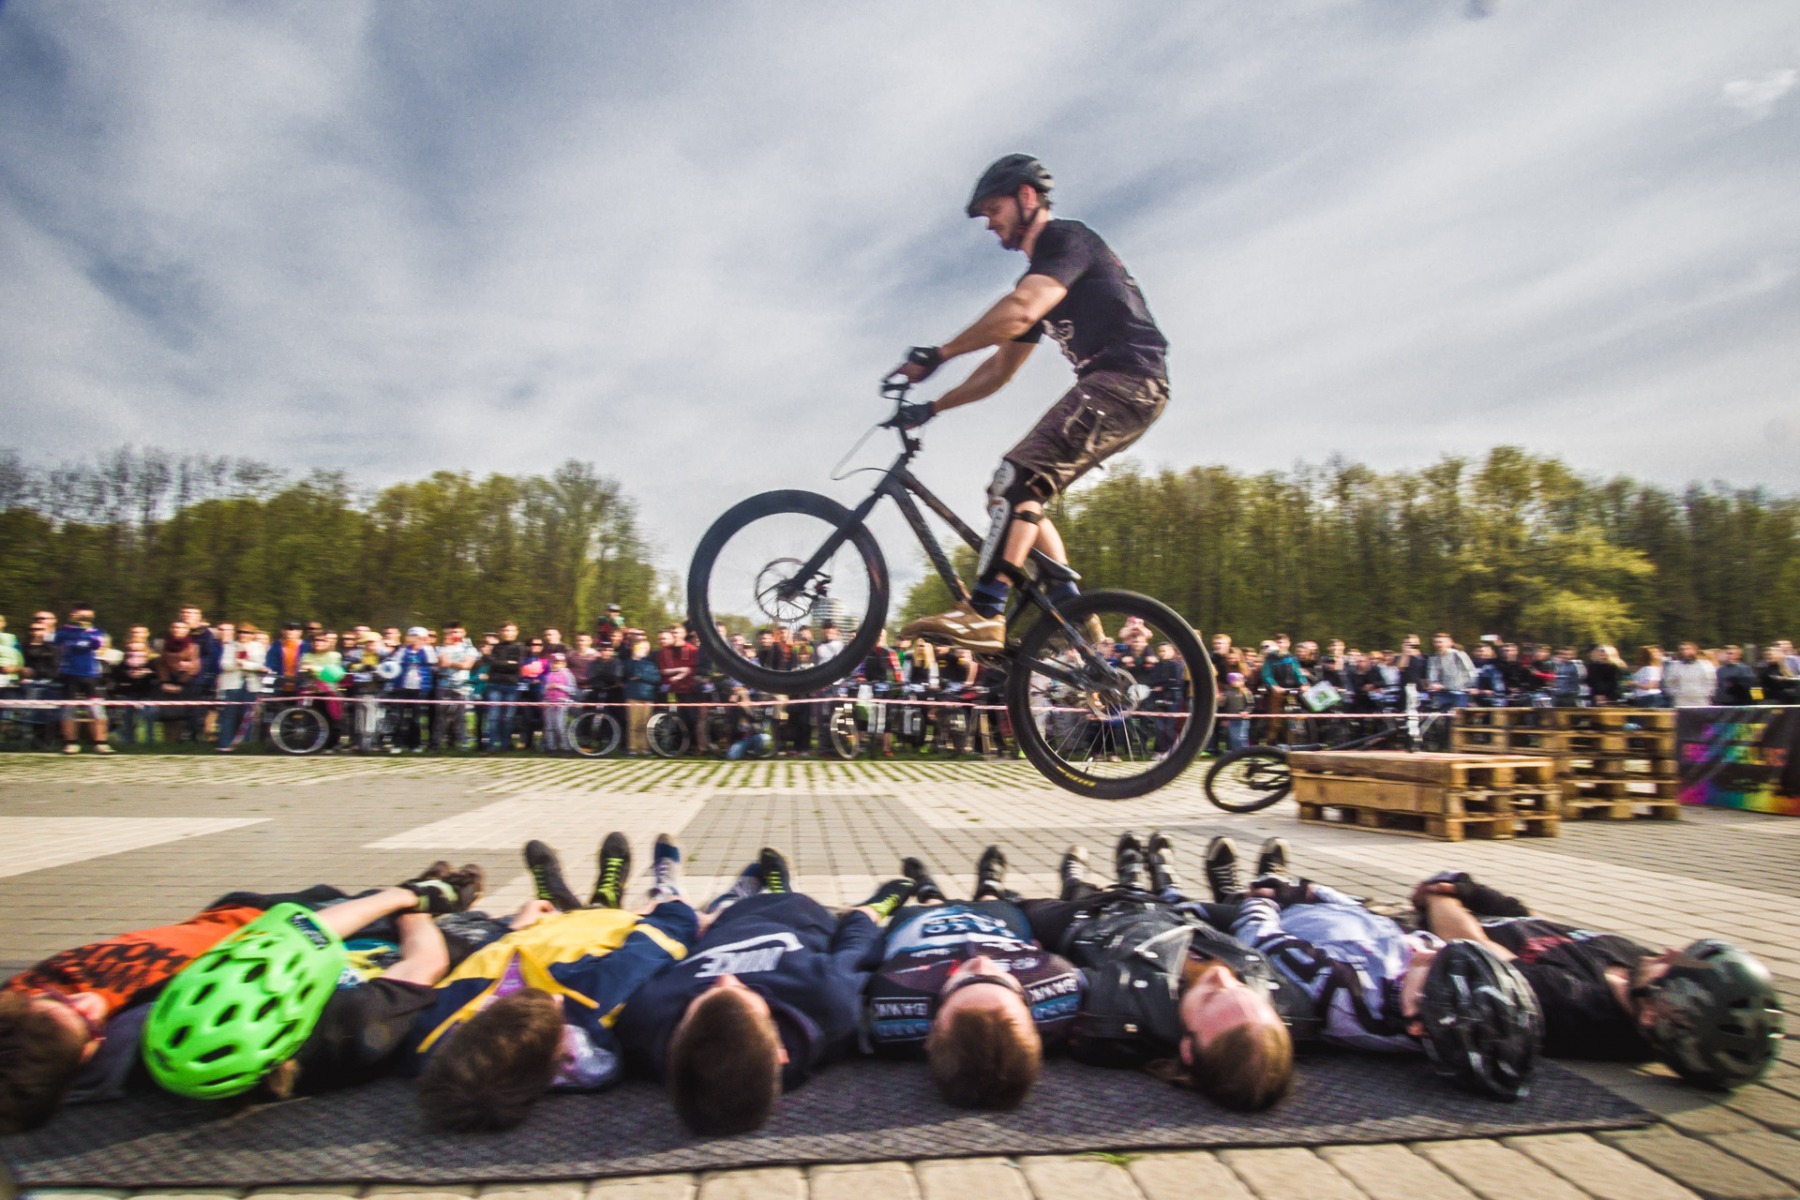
[788,429,1101,691]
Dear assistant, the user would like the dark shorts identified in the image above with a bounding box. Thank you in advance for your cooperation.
[59,675,101,700]
[1003,370,1168,497]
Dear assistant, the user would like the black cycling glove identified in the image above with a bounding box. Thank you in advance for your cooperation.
[887,400,937,430]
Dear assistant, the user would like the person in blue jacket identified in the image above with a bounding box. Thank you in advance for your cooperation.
[52,604,111,754]
[615,847,906,1134]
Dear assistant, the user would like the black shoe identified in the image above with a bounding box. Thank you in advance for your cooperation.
[1115,831,1147,892]
[1255,837,1291,881]
[759,847,791,895]
[589,832,633,909]
[901,855,944,903]
[1146,831,1181,895]
[649,833,682,900]
[1205,836,1244,905]
[524,840,581,912]
[974,845,1007,901]
[1059,844,1090,901]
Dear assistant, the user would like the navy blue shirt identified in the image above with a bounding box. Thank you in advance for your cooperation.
[53,625,106,678]
[616,893,880,1090]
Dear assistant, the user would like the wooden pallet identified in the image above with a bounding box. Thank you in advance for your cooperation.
[1297,800,1516,841]
[1564,777,1683,800]
[1565,797,1685,821]
[1293,772,1561,841]
[1287,751,1557,789]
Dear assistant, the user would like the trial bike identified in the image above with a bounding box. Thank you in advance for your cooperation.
[1203,711,1447,812]
[686,383,1215,799]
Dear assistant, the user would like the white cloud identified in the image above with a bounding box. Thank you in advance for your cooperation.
[0,0,1797,594]
[1723,67,1797,119]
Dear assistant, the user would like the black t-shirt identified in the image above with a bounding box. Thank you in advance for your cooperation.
[293,977,436,1093]
[1013,219,1167,379]
[1478,917,1654,1061]
[866,901,1082,1054]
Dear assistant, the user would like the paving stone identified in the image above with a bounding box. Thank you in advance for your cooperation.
[1706,1130,1800,1189]
[1317,1144,1477,1200]
[914,1158,1031,1200]
[694,1169,806,1200]
[1017,1157,1144,1200]
[1598,1128,1794,1200]
[1411,1139,1586,1200]
[480,1187,584,1200]
[246,1192,367,1200]
[366,1190,479,1200]
[1501,1133,1701,1200]
[126,1194,249,1200]
[808,1164,918,1200]
[1217,1148,1367,1200]
[1724,1085,1800,1131]
[1126,1151,1254,1200]
[27,1193,132,1200]
[584,1179,698,1200]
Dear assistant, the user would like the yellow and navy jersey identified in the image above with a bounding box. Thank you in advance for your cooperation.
[408,902,697,1064]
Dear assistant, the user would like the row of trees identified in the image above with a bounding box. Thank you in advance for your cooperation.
[0,449,671,637]
[901,446,1800,650]
[5,445,1797,651]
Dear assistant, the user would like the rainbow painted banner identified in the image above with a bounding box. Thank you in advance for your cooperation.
[1678,707,1800,816]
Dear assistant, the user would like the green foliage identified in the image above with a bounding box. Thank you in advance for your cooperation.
[0,450,668,636]
[899,447,1799,647]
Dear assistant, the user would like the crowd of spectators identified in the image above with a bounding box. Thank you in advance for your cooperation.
[2,603,1796,757]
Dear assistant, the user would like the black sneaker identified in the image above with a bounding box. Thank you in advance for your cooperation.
[1255,837,1291,881]
[590,832,633,909]
[648,833,682,901]
[524,841,581,912]
[1146,831,1181,895]
[759,847,791,895]
[901,855,943,903]
[974,845,1007,901]
[1115,831,1147,893]
[1059,844,1090,900]
[1205,835,1244,905]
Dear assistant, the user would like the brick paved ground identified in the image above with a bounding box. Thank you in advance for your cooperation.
[3,756,1797,1200]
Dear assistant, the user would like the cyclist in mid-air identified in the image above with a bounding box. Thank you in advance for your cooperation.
[890,154,1169,654]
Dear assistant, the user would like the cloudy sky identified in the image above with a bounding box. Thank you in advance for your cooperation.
[2,1,1797,577]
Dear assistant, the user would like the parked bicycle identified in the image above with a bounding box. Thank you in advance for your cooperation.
[1203,712,1446,812]
[687,383,1214,799]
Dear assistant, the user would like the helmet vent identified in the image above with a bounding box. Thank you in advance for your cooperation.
[214,1003,239,1026]
[256,997,280,1021]
[195,1044,235,1064]
[244,962,267,983]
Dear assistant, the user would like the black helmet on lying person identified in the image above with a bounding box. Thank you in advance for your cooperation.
[1411,939,1542,1101]
[1634,939,1784,1090]
[966,154,1054,250]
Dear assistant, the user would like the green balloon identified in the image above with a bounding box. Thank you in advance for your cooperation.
[317,665,346,684]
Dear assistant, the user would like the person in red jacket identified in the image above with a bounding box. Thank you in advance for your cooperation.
[656,625,702,751]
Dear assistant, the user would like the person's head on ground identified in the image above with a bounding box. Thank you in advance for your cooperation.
[966,153,1053,252]
[1402,940,1541,1101]
[925,955,1041,1109]
[1174,961,1292,1111]
[1630,940,1783,1090]
[0,988,105,1133]
[417,989,567,1132]
[667,974,785,1134]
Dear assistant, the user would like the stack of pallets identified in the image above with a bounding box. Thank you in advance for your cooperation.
[1289,751,1561,842]
[1450,708,1681,820]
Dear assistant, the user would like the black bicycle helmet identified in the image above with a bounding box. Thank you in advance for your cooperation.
[1418,940,1542,1101]
[966,154,1053,217]
[1640,939,1784,1090]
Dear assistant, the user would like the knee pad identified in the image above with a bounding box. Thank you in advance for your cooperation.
[977,463,1051,578]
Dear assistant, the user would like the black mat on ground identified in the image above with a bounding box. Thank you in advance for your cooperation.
[3,1056,1650,1187]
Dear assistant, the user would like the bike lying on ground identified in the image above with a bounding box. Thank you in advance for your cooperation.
[687,383,1215,799]
[1203,711,1447,812]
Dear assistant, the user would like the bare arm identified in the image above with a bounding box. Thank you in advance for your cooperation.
[1420,893,1516,960]
[938,274,1068,360]
[382,912,450,986]
[933,341,1035,414]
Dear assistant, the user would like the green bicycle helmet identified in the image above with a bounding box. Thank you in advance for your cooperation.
[143,904,347,1099]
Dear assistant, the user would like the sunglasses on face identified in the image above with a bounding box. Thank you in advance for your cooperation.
[940,969,1026,1002]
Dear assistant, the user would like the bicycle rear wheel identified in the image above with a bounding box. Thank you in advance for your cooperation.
[270,705,330,756]
[1007,590,1214,799]
[825,703,860,759]
[1204,745,1294,812]
[647,711,690,758]
[688,490,888,694]
[572,710,622,758]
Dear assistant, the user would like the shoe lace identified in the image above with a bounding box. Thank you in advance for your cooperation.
[598,858,626,898]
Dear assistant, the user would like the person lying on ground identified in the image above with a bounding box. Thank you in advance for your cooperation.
[409,833,698,1132]
[0,865,482,1133]
[1412,871,1785,1090]
[1016,831,1301,1112]
[864,846,1082,1109]
[1202,837,1541,1100]
[614,847,891,1135]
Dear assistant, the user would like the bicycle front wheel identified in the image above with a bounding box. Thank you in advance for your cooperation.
[688,490,889,694]
[572,710,622,758]
[270,705,330,756]
[1204,745,1294,812]
[1008,590,1215,799]
[646,711,690,758]
[826,704,860,759]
